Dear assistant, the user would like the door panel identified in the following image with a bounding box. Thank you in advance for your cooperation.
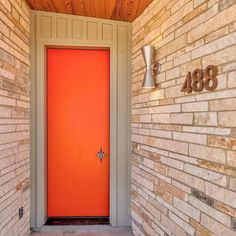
[47,49,110,217]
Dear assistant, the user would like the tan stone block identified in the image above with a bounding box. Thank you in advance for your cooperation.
[205,26,229,43]
[150,129,172,139]
[165,84,183,98]
[219,111,236,127]
[166,67,180,80]
[205,182,236,208]
[228,71,236,88]
[143,136,156,146]
[152,114,171,124]
[188,4,236,43]
[214,201,236,218]
[174,52,191,67]
[192,31,236,59]
[169,211,195,236]
[171,113,193,124]
[189,144,226,164]
[199,159,236,178]
[160,213,187,236]
[194,112,217,126]
[184,163,227,187]
[182,101,208,112]
[154,162,168,176]
[168,167,205,192]
[227,151,236,167]
[208,136,236,150]
[159,179,188,200]
[190,219,213,236]
[149,104,180,114]
[173,197,200,221]
[201,213,235,236]
[202,45,236,68]
[183,126,231,136]
[183,2,207,24]
[154,184,173,204]
[169,152,198,165]
[156,138,189,155]
[132,114,140,122]
[161,156,184,170]
[143,158,154,169]
[210,97,236,111]
[140,115,151,123]
[229,177,236,191]
[173,131,207,145]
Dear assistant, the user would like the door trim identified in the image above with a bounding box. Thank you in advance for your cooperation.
[31,43,118,228]
[30,11,132,229]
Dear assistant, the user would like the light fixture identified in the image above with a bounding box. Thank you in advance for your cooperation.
[142,45,160,88]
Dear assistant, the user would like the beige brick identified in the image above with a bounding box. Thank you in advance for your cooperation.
[159,179,188,200]
[161,156,184,170]
[215,200,236,218]
[188,4,236,43]
[169,211,195,236]
[210,98,236,111]
[192,31,236,59]
[173,132,207,145]
[183,2,207,24]
[227,151,236,167]
[183,126,231,136]
[219,111,236,127]
[168,167,205,192]
[190,219,213,236]
[205,182,236,208]
[228,71,236,88]
[194,112,217,126]
[150,129,172,139]
[201,213,235,236]
[189,144,226,164]
[160,213,187,236]
[229,177,236,191]
[156,138,189,155]
[208,136,236,150]
[149,104,180,114]
[173,197,200,221]
[171,113,193,124]
[184,163,227,187]
[140,115,151,123]
[182,101,208,112]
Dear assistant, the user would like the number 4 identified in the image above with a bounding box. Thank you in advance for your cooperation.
[181,72,192,93]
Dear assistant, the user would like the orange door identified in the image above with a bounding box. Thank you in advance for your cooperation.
[47,49,110,217]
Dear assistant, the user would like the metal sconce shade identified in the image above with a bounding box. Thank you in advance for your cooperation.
[142,45,156,88]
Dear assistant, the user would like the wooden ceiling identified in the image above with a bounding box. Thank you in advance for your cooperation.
[26,0,153,22]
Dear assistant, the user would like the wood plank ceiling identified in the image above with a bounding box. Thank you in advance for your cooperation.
[26,0,153,22]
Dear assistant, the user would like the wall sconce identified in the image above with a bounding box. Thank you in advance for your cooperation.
[142,45,160,88]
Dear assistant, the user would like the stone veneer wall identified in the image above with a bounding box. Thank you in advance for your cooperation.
[131,0,236,235]
[0,0,30,235]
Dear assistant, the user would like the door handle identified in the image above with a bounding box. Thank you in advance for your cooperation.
[96,147,108,162]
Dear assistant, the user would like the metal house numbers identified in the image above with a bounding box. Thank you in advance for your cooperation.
[181,65,218,93]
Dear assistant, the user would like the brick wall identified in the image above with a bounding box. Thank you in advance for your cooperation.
[0,0,30,235]
[131,0,236,235]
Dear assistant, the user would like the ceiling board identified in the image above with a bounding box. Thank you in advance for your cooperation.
[26,0,153,22]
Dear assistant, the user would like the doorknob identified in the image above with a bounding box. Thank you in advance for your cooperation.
[96,147,108,162]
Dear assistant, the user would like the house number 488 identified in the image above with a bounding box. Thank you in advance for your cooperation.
[181,65,218,93]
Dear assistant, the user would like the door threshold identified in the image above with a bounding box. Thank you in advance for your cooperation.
[45,217,110,225]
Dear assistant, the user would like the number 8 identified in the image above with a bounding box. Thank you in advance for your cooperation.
[204,65,218,90]
[192,69,204,92]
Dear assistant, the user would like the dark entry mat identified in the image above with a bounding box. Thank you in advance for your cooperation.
[45,217,110,225]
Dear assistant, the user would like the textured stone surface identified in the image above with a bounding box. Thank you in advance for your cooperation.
[131,0,236,235]
[0,1,30,236]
